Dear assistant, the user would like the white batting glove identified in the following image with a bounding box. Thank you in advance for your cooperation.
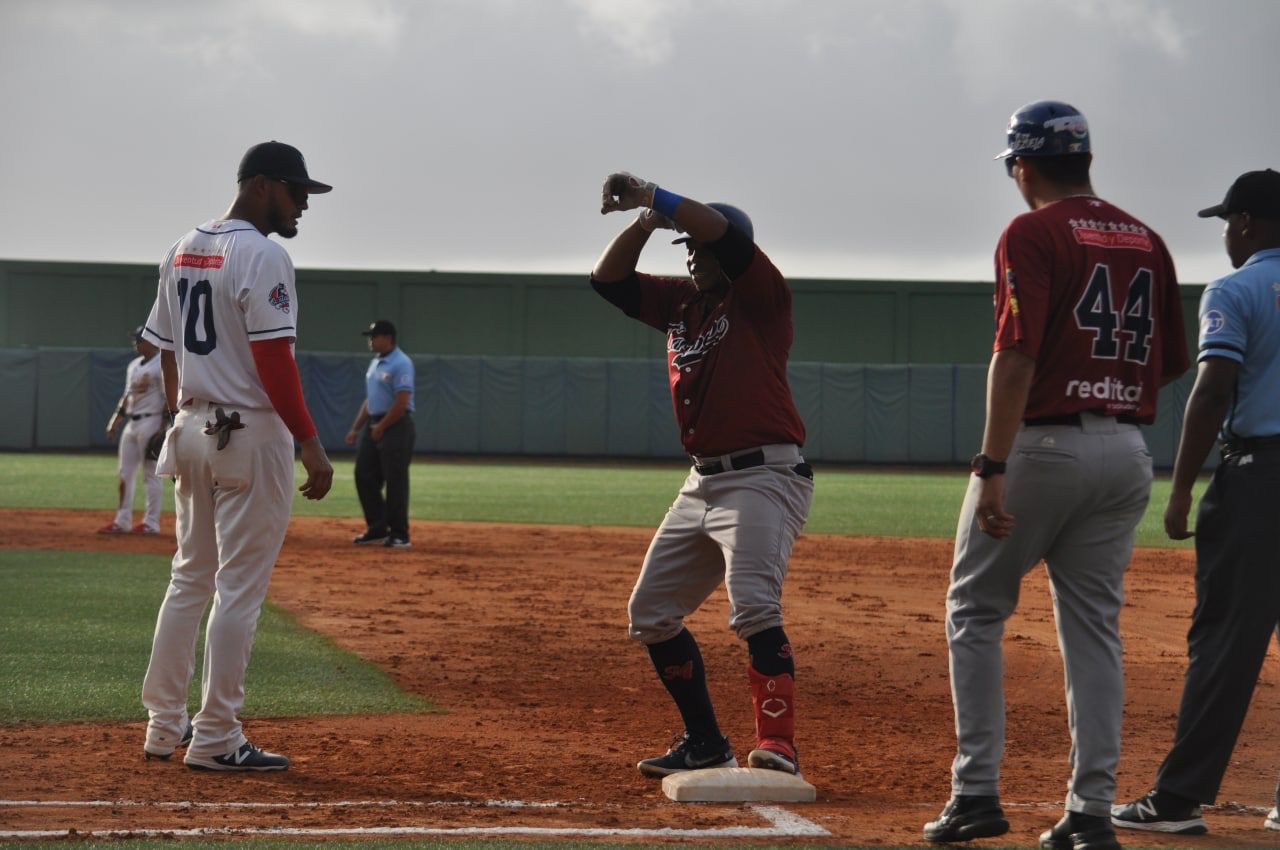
[637,208,676,232]
[601,172,657,214]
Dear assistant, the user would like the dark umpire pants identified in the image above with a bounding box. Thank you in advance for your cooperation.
[1155,445,1280,803]
[355,413,415,540]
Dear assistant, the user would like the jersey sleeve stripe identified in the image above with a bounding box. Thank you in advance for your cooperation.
[195,226,256,236]
[1200,342,1245,356]
[143,326,173,344]
[247,326,296,335]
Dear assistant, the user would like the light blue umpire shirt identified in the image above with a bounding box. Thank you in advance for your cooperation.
[1197,247,1280,440]
[365,346,415,415]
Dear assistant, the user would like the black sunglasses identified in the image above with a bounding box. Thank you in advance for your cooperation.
[1004,156,1019,178]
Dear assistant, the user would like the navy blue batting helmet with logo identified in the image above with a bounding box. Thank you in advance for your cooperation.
[995,100,1091,162]
[673,202,754,246]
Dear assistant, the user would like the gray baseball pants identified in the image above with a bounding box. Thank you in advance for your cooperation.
[628,444,813,645]
[946,413,1152,816]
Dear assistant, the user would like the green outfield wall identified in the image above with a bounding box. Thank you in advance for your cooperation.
[0,259,1204,362]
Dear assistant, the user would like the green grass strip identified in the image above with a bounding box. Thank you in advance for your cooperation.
[0,452,1198,547]
[0,550,428,724]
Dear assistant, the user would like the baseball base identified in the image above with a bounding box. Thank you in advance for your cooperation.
[661,767,817,803]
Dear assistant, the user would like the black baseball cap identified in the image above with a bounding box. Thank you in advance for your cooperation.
[361,320,397,337]
[132,325,145,342]
[1198,169,1280,219]
[237,141,333,193]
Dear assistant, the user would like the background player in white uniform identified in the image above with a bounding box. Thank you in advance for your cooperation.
[139,141,333,771]
[99,327,166,534]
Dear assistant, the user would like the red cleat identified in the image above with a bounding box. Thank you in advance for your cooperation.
[97,523,129,534]
[131,523,159,535]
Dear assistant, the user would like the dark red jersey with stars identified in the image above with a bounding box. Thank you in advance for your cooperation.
[993,196,1188,423]
[591,226,805,456]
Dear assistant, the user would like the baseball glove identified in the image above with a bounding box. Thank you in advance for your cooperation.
[144,428,166,461]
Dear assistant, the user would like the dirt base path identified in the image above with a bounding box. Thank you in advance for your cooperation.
[1,508,1276,845]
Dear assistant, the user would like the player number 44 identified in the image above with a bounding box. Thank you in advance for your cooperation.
[1073,264,1154,364]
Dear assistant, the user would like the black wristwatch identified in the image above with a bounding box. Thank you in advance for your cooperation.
[970,453,1007,478]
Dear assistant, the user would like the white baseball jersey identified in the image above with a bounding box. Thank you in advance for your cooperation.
[143,219,299,408]
[122,354,166,416]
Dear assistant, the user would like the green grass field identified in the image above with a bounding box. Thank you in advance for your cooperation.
[0,452,1200,547]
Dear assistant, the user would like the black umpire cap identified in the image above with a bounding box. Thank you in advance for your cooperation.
[238,141,333,193]
[361,320,397,337]
[1198,169,1280,220]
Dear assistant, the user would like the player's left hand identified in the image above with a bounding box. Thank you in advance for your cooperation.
[602,172,656,214]
[298,437,333,500]
[975,475,1014,539]
[370,424,385,443]
[1163,487,1194,539]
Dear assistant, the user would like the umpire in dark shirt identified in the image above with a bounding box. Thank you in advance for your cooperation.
[345,320,416,549]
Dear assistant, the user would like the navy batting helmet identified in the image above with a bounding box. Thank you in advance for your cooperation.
[995,100,1090,164]
[673,202,754,245]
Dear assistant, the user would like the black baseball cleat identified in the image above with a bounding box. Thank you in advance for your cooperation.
[144,720,194,761]
[1265,806,1279,832]
[748,737,799,774]
[1110,789,1207,834]
[185,741,289,771]
[923,795,1010,843]
[637,731,737,778]
[353,529,388,545]
[1040,812,1121,850]
[384,536,412,549]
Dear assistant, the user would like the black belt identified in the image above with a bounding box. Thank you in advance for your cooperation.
[1024,412,1141,427]
[1221,435,1280,459]
[129,413,159,421]
[368,412,411,424]
[694,449,765,476]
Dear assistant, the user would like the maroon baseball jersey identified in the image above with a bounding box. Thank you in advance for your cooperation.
[993,196,1189,423]
[592,227,805,456]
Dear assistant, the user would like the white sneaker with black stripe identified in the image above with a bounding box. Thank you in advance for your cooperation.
[1265,807,1279,832]
[185,741,289,771]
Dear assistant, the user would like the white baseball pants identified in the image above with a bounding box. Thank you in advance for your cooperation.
[141,401,294,760]
[114,416,164,532]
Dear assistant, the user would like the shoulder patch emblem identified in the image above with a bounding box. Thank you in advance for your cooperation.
[268,282,291,314]
[1201,309,1226,335]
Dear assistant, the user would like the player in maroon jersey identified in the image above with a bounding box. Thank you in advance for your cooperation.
[923,102,1189,849]
[593,173,814,779]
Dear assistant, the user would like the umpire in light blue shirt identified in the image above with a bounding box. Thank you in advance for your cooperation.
[1113,169,1280,835]
[345,320,416,549]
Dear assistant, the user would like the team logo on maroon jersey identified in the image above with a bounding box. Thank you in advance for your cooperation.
[1070,219,1153,252]
[668,316,729,368]
[268,282,291,314]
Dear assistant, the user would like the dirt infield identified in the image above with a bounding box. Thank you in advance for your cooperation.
[1,507,1277,846]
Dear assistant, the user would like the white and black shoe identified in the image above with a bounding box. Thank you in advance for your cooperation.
[1111,789,1207,834]
[144,720,193,761]
[384,536,411,549]
[1265,806,1279,832]
[637,731,736,778]
[185,741,289,771]
[353,529,388,545]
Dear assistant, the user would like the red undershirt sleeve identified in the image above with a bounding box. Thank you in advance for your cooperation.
[250,337,317,442]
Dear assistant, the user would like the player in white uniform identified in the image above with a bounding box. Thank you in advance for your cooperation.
[139,141,333,771]
[99,328,166,534]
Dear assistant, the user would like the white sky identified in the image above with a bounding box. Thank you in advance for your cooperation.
[1,0,1276,283]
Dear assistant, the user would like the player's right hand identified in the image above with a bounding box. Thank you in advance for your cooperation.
[344,429,357,446]
[1163,488,1195,539]
[298,437,333,500]
[637,209,676,232]
[601,172,656,214]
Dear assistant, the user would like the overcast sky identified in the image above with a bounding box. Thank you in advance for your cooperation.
[2,0,1277,283]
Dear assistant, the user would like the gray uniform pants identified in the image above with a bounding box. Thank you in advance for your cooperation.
[947,413,1152,816]
[628,444,814,645]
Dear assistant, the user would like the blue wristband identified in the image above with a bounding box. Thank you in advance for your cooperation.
[652,186,684,218]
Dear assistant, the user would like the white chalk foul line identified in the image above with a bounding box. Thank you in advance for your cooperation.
[0,803,829,840]
[0,798,562,810]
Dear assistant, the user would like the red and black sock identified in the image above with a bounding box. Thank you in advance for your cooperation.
[747,626,795,677]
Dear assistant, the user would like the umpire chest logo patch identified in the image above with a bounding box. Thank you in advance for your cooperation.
[269,282,291,314]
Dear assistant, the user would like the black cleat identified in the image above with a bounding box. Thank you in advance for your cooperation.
[924,795,1010,843]
[185,741,289,771]
[1111,789,1207,835]
[637,731,737,778]
[353,529,389,545]
[1040,812,1121,850]
[384,536,412,549]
